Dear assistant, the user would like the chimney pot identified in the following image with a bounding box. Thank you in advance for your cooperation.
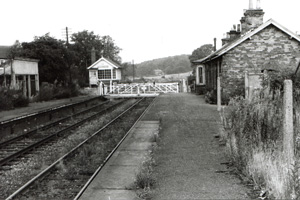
[237,24,241,32]
[249,0,254,9]
[256,0,261,9]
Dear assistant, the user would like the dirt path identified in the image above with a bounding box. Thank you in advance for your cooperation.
[142,93,251,199]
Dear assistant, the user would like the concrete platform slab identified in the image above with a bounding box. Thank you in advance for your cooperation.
[135,123,160,129]
[110,151,149,166]
[90,165,139,189]
[129,131,156,142]
[80,189,139,200]
[122,141,154,151]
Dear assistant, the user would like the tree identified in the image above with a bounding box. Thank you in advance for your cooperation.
[70,31,122,86]
[121,62,134,81]
[189,44,214,67]
[102,35,122,64]
[11,33,77,84]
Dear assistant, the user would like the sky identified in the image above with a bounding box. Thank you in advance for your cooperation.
[1,0,300,64]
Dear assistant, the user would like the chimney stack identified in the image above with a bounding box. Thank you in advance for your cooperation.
[214,38,217,51]
[221,24,241,46]
[240,0,264,34]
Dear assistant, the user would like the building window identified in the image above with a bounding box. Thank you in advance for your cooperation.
[98,69,112,79]
[113,69,116,79]
[198,66,205,85]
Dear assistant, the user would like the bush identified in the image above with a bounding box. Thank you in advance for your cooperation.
[38,82,55,101]
[0,87,29,111]
[135,157,156,190]
[205,88,243,105]
[12,93,29,107]
[0,88,14,111]
[38,82,80,101]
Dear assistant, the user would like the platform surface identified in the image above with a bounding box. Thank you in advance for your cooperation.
[78,121,159,200]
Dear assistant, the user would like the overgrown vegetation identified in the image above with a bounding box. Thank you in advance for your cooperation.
[205,86,245,105]
[221,71,300,199]
[0,87,29,111]
[38,82,80,101]
[135,155,156,199]
[0,82,80,111]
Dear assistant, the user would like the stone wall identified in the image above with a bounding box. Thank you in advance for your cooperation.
[221,24,300,98]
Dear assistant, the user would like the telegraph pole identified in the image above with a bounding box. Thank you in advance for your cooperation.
[62,27,71,46]
[132,60,135,81]
[66,27,69,46]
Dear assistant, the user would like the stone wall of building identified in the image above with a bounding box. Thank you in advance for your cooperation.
[221,24,300,98]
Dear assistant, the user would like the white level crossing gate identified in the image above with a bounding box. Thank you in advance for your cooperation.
[107,82,179,95]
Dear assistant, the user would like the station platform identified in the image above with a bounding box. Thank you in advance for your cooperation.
[0,95,97,122]
[78,93,250,199]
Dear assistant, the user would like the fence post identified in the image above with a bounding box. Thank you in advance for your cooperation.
[283,80,295,194]
[217,77,221,111]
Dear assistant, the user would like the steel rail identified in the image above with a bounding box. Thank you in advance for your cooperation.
[5,98,145,200]
[74,97,156,200]
[0,101,109,147]
[0,100,125,167]
[0,96,104,127]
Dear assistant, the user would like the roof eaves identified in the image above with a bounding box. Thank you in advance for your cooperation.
[194,19,300,65]
[215,19,300,58]
[87,57,122,69]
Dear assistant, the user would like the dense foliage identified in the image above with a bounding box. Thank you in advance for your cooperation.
[9,31,122,87]
[0,87,29,111]
[135,55,191,77]
[189,44,214,67]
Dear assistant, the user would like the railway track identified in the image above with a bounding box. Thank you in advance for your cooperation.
[0,99,126,168]
[4,97,155,200]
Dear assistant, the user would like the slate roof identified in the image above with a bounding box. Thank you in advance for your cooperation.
[0,46,11,59]
[193,19,300,64]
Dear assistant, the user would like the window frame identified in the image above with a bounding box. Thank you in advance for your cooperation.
[197,65,205,85]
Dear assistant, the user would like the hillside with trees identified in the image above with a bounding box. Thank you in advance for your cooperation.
[135,55,192,77]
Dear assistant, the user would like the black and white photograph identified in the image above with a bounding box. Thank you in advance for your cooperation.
[1,0,300,199]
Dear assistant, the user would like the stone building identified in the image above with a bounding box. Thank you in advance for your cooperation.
[193,0,300,99]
